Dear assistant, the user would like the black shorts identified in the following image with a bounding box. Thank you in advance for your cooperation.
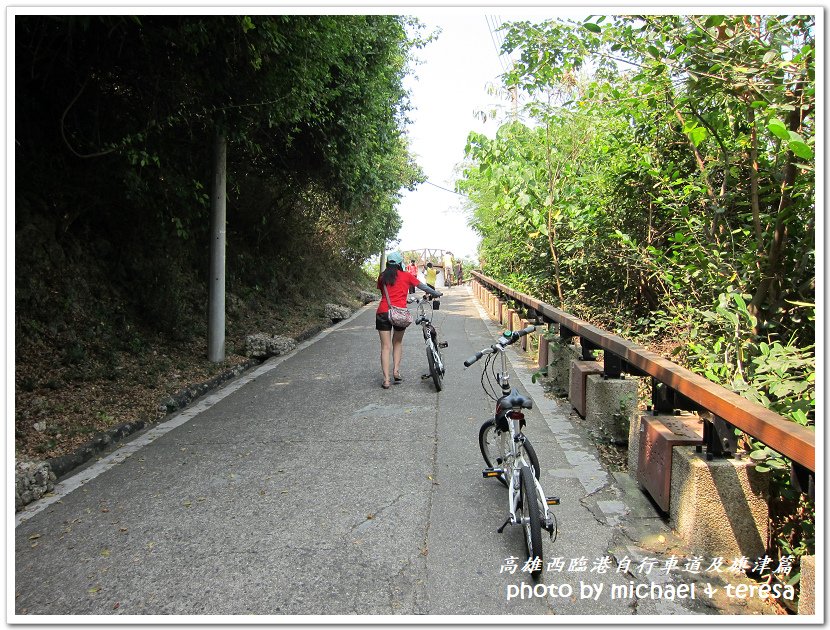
[376,311,407,332]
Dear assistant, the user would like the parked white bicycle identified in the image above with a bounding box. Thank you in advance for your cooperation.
[464,325,559,577]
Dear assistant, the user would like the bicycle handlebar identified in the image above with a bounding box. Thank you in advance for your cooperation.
[408,292,443,304]
[463,325,536,367]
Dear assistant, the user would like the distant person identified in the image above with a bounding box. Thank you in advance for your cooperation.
[425,261,437,290]
[455,261,463,286]
[443,251,454,286]
[406,259,419,294]
[376,252,442,389]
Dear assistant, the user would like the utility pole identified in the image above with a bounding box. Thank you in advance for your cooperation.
[208,131,227,363]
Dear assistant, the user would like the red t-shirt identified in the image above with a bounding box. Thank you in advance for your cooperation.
[377,270,420,314]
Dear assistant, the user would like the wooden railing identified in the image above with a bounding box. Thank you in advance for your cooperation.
[471,271,815,475]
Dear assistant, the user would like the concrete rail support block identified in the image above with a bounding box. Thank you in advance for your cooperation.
[569,360,604,417]
[538,334,549,372]
[669,446,769,561]
[545,337,580,398]
[628,411,702,480]
[585,374,638,445]
[629,411,645,475]
[799,555,815,615]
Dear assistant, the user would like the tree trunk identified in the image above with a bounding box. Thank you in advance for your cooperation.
[545,119,565,306]
[673,109,718,239]
[748,95,803,331]
[747,103,763,252]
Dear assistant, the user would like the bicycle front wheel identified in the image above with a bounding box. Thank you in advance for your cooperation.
[518,464,543,577]
[426,342,443,392]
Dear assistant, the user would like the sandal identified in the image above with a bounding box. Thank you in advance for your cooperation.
[393,373,403,383]
[382,380,392,389]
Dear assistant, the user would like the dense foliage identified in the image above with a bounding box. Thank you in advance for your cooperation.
[16,15,424,340]
[458,14,815,566]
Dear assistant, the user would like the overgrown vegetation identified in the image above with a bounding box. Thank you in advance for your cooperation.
[458,14,815,584]
[15,16,426,458]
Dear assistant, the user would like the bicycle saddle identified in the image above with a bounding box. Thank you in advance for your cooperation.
[498,388,533,411]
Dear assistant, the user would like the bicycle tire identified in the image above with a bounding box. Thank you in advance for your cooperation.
[434,344,445,377]
[522,436,541,481]
[479,419,509,487]
[426,342,442,392]
[479,420,541,487]
[518,464,543,577]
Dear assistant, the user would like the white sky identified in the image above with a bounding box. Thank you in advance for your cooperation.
[392,9,582,262]
[393,12,524,262]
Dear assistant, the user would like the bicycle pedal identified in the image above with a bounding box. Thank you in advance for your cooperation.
[482,467,504,478]
[546,496,560,505]
[438,341,448,348]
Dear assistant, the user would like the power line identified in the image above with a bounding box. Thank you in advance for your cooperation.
[425,180,468,197]
[494,15,506,53]
[485,15,507,74]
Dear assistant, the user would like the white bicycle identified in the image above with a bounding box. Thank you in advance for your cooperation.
[409,293,447,392]
[464,326,559,577]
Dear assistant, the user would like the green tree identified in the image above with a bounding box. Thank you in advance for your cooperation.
[16,15,425,333]
[459,12,816,568]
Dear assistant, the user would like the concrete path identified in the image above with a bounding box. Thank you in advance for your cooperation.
[13,286,773,620]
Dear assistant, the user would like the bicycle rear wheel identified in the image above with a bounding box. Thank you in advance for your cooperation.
[480,420,540,487]
[518,464,543,577]
[521,436,541,481]
[426,342,443,391]
[479,419,509,487]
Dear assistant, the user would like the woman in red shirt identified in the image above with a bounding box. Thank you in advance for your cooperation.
[377,252,442,389]
[405,259,419,295]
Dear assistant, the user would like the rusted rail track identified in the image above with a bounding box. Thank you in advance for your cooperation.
[472,271,815,472]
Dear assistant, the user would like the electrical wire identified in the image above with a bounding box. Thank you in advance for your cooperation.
[425,180,467,197]
[485,15,508,74]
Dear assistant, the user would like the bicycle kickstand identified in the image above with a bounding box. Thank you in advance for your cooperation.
[496,516,512,534]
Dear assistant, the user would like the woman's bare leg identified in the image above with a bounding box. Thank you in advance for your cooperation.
[392,328,405,378]
[378,330,392,386]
